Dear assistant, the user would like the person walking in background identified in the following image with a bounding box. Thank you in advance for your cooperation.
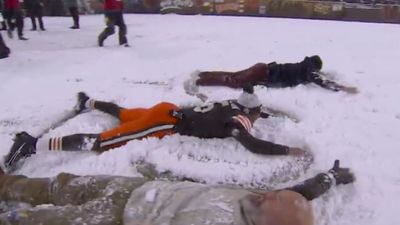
[64,0,79,29]
[24,0,45,31]
[98,0,128,47]
[0,32,10,59]
[3,0,27,40]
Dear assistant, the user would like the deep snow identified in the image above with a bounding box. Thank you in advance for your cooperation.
[0,14,399,225]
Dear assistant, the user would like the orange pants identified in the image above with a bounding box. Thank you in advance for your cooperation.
[99,102,179,150]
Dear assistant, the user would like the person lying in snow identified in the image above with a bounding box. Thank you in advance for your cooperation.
[184,55,359,96]
[0,32,10,59]
[0,160,355,225]
[3,86,310,171]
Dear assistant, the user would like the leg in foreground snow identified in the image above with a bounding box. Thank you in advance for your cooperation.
[0,172,146,225]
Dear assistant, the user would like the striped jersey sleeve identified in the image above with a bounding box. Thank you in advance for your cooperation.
[232,115,252,132]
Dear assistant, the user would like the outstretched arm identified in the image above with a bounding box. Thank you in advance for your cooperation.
[230,123,309,157]
[310,71,358,94]
[286,160,355,200]
[232,128,289,155]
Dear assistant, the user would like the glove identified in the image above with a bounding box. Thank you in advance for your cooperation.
[328,160,355,185]
[341,86,359,94]
[288,147,307,156]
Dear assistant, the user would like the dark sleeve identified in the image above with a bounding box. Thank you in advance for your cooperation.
[285,173,334,201]
[310,71,342,92]
[231,125,289,155]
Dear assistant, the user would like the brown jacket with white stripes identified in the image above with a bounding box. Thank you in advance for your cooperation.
[174,100,289,155]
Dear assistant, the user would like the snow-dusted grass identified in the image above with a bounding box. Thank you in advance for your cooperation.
[0,14,399,224]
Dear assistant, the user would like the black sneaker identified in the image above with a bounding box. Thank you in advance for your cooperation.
[74,92,90,113]
[4,132,37,170]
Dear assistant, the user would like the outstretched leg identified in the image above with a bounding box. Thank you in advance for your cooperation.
[75,92,124,119]
[0,173,145,225]
[195,63,268,88]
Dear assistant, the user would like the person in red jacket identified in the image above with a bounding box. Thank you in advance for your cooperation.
[3,0,27,40]
[98,0,128,47]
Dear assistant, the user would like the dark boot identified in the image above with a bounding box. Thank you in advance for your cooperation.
[4,132,37,170]
[196,63,268,89]
[74,92,90,113]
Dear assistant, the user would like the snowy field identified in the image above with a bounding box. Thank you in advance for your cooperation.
[0,14,400,224]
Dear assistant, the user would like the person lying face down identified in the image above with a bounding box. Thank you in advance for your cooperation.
[0,160,355,225]
[4,86,309,172]
[184,55,359,95]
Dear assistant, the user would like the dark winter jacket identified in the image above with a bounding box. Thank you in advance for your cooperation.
[174,100,290,155]
[104,0,123,11]
[267,56,322,87]
[266,56,341,91]
[4,0,21,10]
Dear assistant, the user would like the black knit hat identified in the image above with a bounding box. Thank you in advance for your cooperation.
[308,55,323,70]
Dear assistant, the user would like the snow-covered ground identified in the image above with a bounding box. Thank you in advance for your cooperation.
[0,14,399,224]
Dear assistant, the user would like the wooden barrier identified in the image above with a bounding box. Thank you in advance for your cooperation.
[44,0,400,23]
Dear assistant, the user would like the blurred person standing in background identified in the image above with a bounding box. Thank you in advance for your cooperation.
[65,0,79,29]
[3,0,27,40]
[24,0,45,31]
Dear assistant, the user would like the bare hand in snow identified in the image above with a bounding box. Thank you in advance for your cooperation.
[288,147,309,157]
[341,86,359,94]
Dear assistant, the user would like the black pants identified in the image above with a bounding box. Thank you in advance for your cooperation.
[28,6,45,30]
[69,7,79,28]
[196,63,269,88]
[0,33,10,59]
[3,9,24,38]
[98,11,127,45]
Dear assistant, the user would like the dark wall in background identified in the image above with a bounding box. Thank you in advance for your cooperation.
[44,0,400,23]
